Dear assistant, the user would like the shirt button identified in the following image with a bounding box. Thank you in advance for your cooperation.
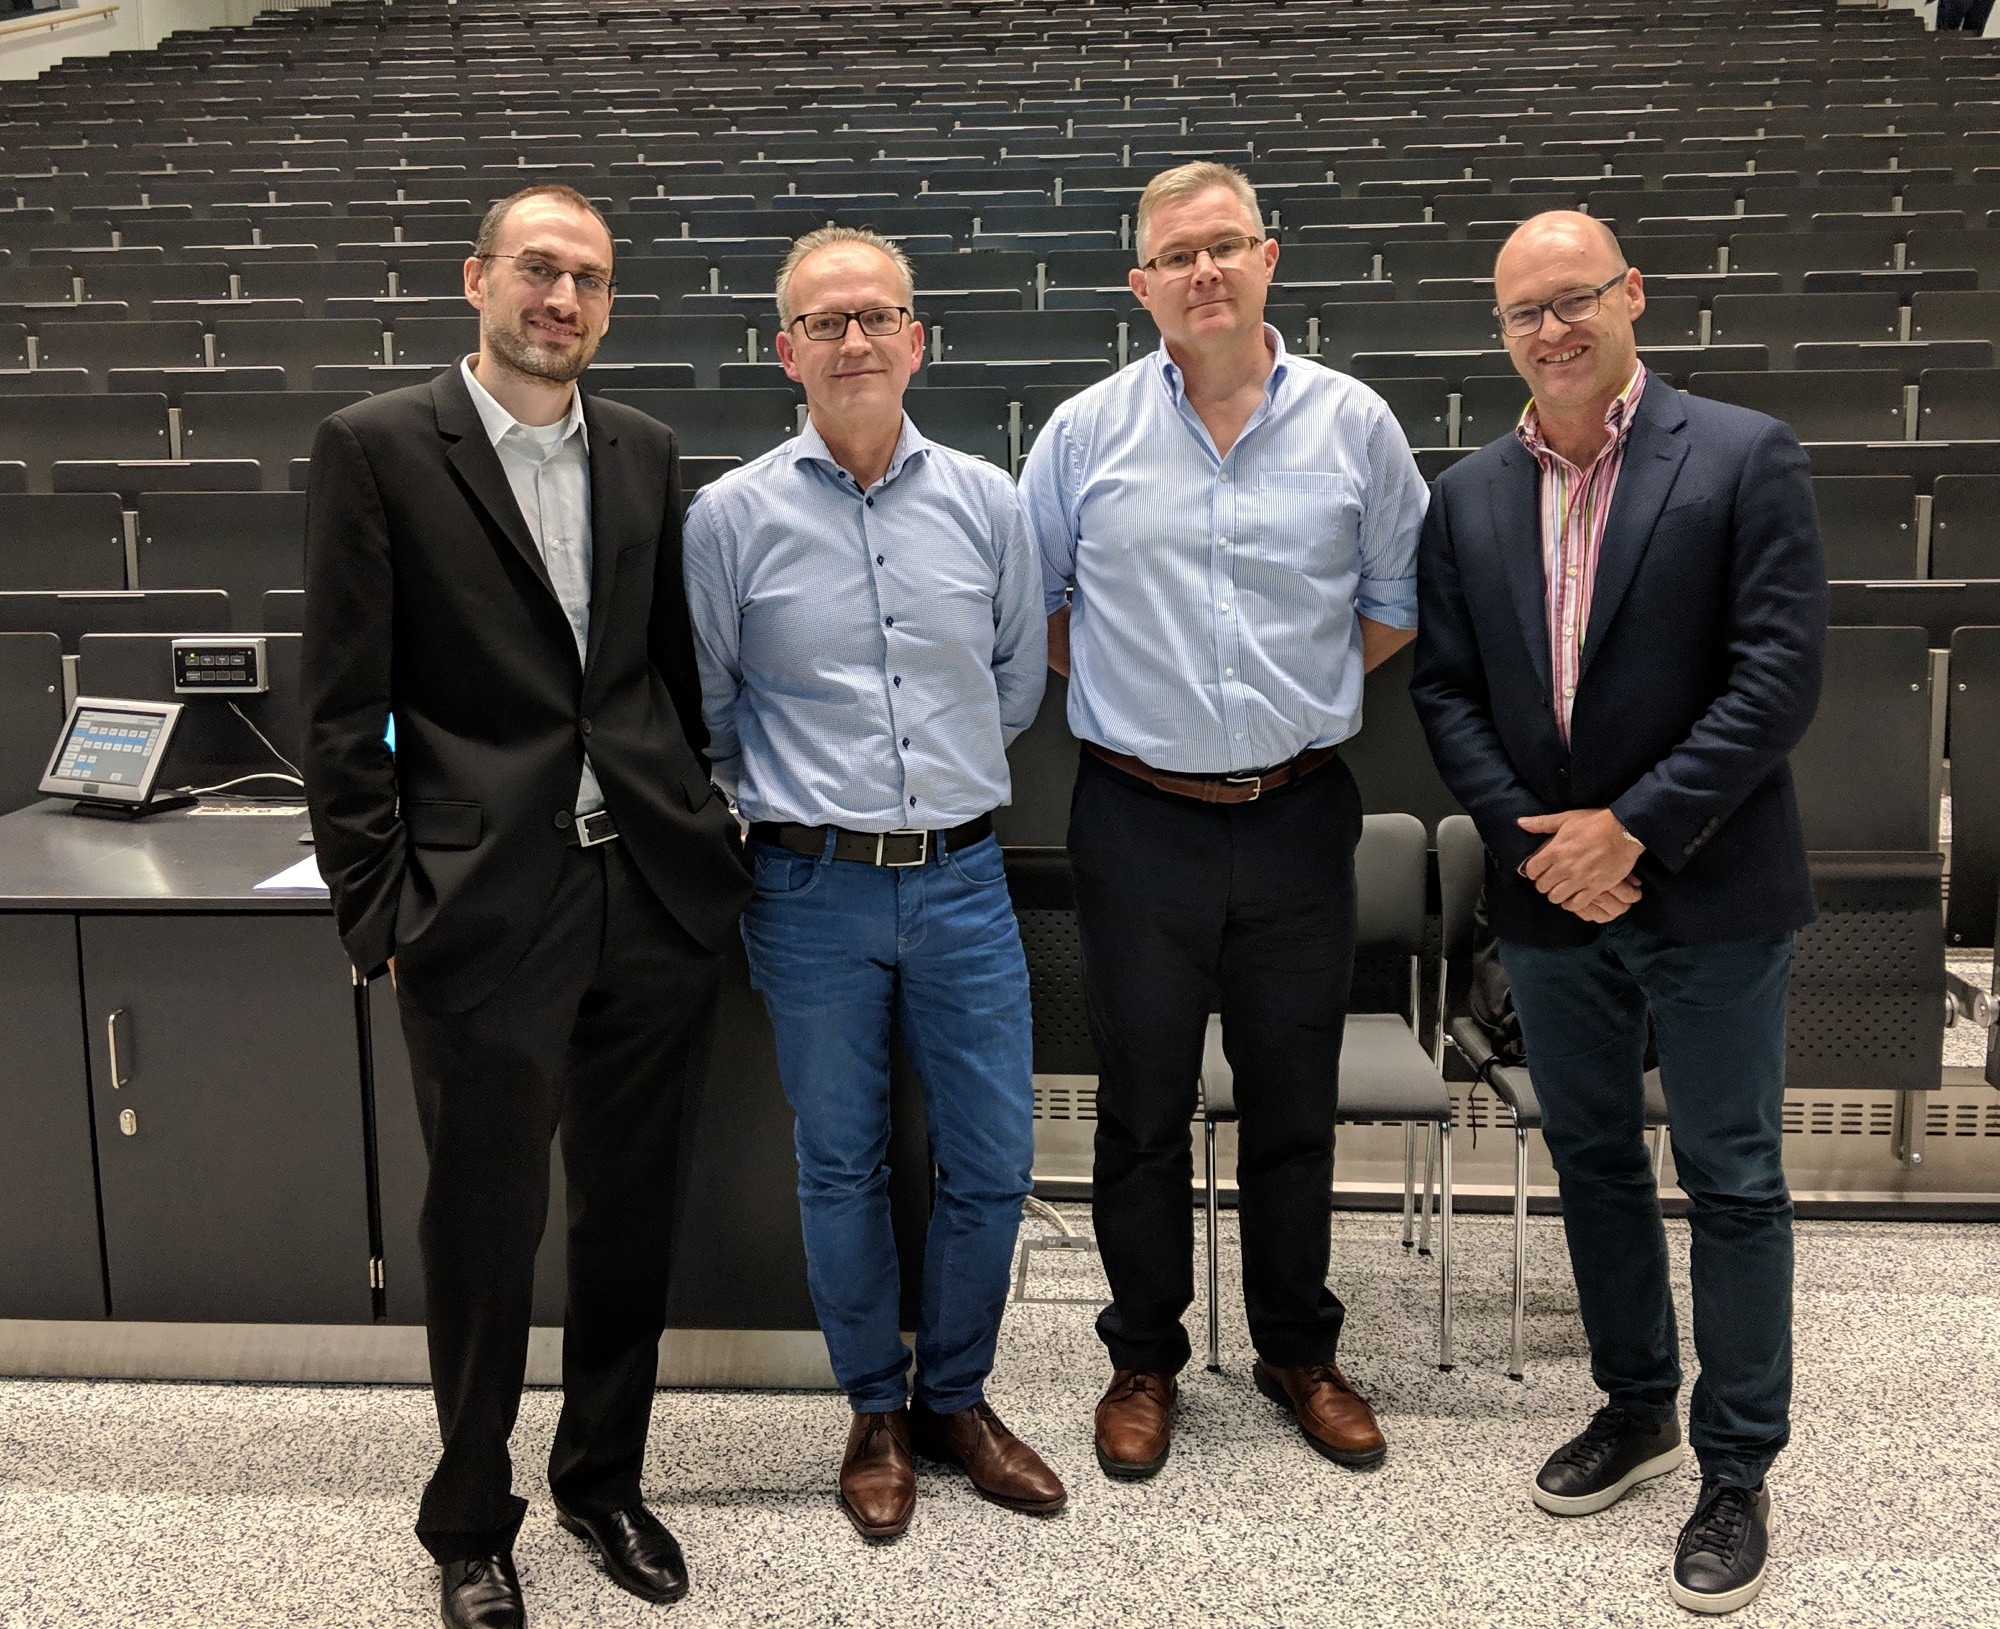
[1566,567,1578,578]
[1218,537,1229,548]
[1218,601,1230,612]
[893,675,901,687]
[865,497,874,507]
[902,737,910,748]
[876,554,885,565]
[885,616,894,627]
[580,717,592,735]
[554,810,573,830]
[1225,667,1235,677]
[1219,472,1230,483]
[1234,732,1244,741]
[1564,685,1576,697]
[909,796,917,807]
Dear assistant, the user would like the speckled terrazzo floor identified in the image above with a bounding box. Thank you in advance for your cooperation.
[2,1210,1997,1629]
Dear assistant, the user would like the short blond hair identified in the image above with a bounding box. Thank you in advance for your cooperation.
[1135,163,1263,262]
[775,225,916,326]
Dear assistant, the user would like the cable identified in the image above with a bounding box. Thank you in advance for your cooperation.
[229,700,304,781]
[183,772,306,797]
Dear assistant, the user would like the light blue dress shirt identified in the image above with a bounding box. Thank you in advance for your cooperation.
[682,415,1047,831]
[1019,327,1427,775]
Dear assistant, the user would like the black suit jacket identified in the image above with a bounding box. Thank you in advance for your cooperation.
[301,366,751,1013]
[1410,379,1828,949]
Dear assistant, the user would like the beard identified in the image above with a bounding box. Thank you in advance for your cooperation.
[483,309,600,385]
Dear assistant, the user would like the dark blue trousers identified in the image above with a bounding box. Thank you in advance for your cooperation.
[1497,922,1794,1488]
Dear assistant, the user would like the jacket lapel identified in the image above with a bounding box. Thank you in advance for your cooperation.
[432,365,559,603]
[1489,432,1553,697]
[1578,380,1690,680]
[579,392,629,683]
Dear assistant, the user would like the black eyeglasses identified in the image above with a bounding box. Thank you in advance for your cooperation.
[1138,234,1265,277]
[790,306,912,342]
[1496,270,1628,338]
[483,253,616,300]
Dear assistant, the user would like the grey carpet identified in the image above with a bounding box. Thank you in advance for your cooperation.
[2,1210,1997,1628]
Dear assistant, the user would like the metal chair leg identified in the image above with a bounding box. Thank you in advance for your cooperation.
[1650,1123,1668,1180]
[1509,1127,1528,1382]
[1418,1122,1437,1258]
[1204,1115,1222,1373]
[1436,1116,1455,1372]
[1400,1122,1417,1249]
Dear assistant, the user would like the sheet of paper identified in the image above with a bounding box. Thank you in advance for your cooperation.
[253,854,329,893]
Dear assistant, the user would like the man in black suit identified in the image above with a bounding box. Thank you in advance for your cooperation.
[302,183,751,1629]
[1411,212,1825,1617]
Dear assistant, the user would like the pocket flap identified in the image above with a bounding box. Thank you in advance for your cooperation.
[402,798,483,849]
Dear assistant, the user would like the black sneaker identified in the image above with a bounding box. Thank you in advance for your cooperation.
[1532,1405,1685,1516]
[1670,1477,1772,1615]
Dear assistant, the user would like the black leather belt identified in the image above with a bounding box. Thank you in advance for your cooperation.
[749,813,993,867]
[565,809,619,847]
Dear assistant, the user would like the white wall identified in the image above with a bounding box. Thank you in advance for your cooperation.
[1,0,264,83]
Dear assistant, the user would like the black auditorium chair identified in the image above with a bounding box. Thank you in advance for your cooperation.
[595,388,800,462]
[32,319,207,378]
[1343,643,1462,833]
[0,493,127,591]
[992,672,1075,850]
[1017,382,1097,459]
[1379,238,1499,289]
[388,316,481,368]
[1828,580,2000,645]
[0,588,231,650]
[134,492,307,631]
[0,393,171,492]
[234,261,395,310]
[1127,303,1313,359]
[179,391,369,493]
[909,250,1036,308]
[261,589,304,633]
[610,259,716,304]
[1725,229,1900,291]
[1455,373,1533,449]
[1946,627,2000,947]
[1362,377,1451,450]
[1908,290,2000,345]
[1708,291,1904,367]
[1790,625,1936,855]
[1686,370,1907,445]
[937,309,1120,369]
[77,263,233,313]
[593,314,752,387]
[1904,230,2000,287]
[1812,475,1921,579]
[1928,475,2000,579]
[901,386,1013,469]
[76,631,305,784]
[1918,370,2000,442]
[1319,299,1501,373]
[0,630,64,815]
[212,318,386,386]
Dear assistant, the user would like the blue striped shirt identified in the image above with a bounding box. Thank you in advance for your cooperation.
[1019,328,1427,774]
[683,415,1047,831]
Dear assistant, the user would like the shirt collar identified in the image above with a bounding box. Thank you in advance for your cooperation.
[790,411,932,491]
[1155,322,1290,406]
[1517,362,1647,463]
[460,355,589,453]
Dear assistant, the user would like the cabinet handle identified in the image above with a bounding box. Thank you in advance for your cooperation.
[118,1109,138,1138]
[106,1008,131,1089]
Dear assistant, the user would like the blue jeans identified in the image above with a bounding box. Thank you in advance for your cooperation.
[1498,921,1794,1488]
[740,832,1035,1415]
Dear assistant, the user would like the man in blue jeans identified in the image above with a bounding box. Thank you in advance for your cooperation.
[1411,213,1825,1615]
[682,225,1061,1543]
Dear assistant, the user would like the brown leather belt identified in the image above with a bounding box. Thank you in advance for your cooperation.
[749,813,993,867]
[1085,741,1340,805]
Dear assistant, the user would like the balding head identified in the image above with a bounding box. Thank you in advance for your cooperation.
[1491,209,1646,439]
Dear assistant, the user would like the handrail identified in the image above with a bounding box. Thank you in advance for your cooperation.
[0,3,119,43]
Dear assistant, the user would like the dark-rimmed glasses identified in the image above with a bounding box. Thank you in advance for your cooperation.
[1496,270,1628,339]
[790,306,912,341]
[483,253,615,301]
[1138,234,1265,277]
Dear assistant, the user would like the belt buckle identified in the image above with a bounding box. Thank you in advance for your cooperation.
[1223,772,1263,802]
[576,810,618,847]
[875,828,929,867]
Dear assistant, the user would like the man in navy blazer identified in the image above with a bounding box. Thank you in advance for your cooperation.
[1411,212,1825,1618]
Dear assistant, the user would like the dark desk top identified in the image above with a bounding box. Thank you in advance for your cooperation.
[0,800,327,912]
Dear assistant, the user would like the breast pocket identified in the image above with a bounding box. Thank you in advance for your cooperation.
[1255,471,1361,574]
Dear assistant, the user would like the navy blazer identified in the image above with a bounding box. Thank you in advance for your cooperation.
[1410,377,1828,948]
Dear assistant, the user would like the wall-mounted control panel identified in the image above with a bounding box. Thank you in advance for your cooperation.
[171,637,268,695]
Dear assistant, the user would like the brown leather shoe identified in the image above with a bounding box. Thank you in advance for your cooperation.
[1253,1358,1387,1468]
[909,1400,1068,1515]
[1094,1369,1177,1481]
[838,1408,915,1541]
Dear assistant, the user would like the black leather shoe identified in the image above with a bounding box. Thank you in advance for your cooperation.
[439,1553,523,1629]
[1533,1405,1684,1516]
[554,1503,690,1604]
[1670,1478,1772,1615]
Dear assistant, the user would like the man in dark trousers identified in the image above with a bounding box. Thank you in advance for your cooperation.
[1411,210,1825,1617]
[301,183,751,1629]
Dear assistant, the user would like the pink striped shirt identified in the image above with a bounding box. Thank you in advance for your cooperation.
[1517,365,1648,743]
